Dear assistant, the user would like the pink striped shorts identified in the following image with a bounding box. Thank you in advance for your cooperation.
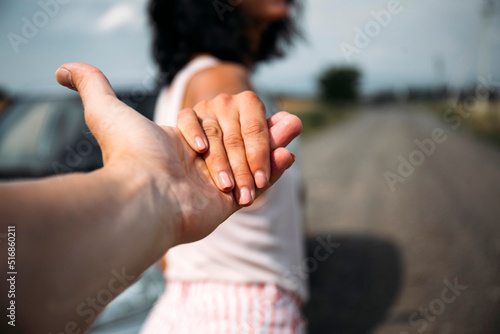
[140,281,306,334]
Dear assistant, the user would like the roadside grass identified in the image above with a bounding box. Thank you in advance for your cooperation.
[274,97,500,147]
[275,96,355,136]
[431,100,500,148]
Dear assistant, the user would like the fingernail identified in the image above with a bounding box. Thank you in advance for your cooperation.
[195,136,206,151]
[219,171,233,189]
[286,153,296,169]
[57,68,75,90]
[239,187,252,205]
[254,170,267,188]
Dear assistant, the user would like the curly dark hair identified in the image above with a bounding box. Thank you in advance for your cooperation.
[149,0,301,85]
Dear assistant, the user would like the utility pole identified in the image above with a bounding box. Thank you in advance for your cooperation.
[476,0,497,113]
[433,55,445,98]
[479,0,494,81]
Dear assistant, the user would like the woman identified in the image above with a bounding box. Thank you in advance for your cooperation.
[141,0,307,332]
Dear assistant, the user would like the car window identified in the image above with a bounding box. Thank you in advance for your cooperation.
[0,102,52,159]
[0,99,84,169]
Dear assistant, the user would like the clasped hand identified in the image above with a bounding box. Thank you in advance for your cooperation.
[56,63,302,246]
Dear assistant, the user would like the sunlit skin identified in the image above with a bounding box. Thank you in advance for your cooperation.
[240,0,290,54]
[240,0,290,23]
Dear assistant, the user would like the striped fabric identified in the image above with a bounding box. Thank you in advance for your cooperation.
[140,281,306,334]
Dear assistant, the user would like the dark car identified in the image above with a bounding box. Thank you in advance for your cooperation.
[0,91,157,180]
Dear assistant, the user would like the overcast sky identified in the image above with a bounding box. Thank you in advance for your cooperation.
[1,0,499,96]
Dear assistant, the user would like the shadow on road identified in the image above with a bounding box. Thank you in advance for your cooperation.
[304,235,402,334]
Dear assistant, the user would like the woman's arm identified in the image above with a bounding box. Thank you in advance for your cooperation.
[0,63,299,333]
[179,61,302,206]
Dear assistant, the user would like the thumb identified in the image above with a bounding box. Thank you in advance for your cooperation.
[267,112,303,150]
[55,63,138,161]
[55,63,118,115]
[255,147,295,199]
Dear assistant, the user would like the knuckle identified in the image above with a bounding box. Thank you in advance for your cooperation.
[177,108,194,120]
[72,67,109,102]
[202,120,222,139]
[88,67,104,77]
[223,133,244,149]
[242,121,267,137]
[215,93,232,104]
[194,100,209,111]
[82,67,104,81]
[178,107,194,116]
[239,91,266,114]
[79,68,103,89]
[239,90,258,101]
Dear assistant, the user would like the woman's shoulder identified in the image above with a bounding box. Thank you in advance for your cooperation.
[189,57,249,88]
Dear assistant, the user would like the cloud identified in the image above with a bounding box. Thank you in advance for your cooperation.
[96,2,142,33]
[0,0,498,95]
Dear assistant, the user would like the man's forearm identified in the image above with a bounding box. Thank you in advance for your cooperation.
[0,165,177,332]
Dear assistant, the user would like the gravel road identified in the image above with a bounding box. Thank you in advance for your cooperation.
[300,104,500,334]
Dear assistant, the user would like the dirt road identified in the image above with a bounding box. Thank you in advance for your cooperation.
[300,104,500,334]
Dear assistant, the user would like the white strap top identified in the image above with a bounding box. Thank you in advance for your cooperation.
[154,55,308,301]
[154,56,220,127]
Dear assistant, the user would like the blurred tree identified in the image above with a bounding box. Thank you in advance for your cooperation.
[319,66,361,102]
[0,87,10,115]
[0,87,8,101]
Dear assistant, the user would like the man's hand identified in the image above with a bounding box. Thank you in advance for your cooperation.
[0,63,302,333]
[55,63,301,245]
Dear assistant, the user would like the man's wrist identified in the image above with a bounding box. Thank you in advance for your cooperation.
[100,160,178,254]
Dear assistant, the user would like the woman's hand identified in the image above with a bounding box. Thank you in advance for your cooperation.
[176,92,302,207]
[54,63,300,245]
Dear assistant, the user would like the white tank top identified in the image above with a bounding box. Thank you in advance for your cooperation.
[154,55,308,301]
